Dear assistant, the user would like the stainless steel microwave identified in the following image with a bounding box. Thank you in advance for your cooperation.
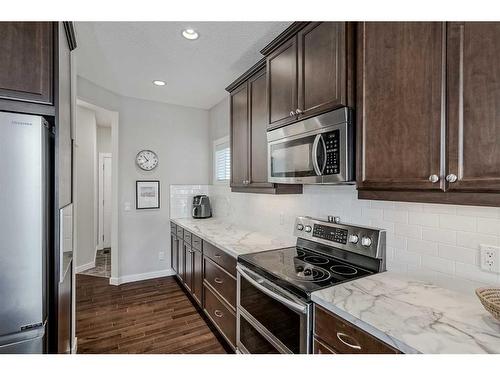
[267,107,355,184]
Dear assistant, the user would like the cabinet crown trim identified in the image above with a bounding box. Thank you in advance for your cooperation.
[225,58,266,93]
[260,22,310,56]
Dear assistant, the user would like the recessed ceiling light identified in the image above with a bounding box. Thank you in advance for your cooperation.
[182,28,199,40]
[153,80,166,86]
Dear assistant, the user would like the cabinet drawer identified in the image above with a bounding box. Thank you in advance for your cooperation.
[204,257,236,309]
[313,338,337,354]
[314,305,399,354]
[203,241,236,276]
[192,234,202,251]
[170,222,176,232]
[204,284,236,347]
[176,226,184,238]
[183,230,192,245]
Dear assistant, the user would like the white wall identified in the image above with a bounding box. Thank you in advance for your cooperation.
[206,97,500,295]
[96,126,111,154]
[77,76,210,281]
[209,96,230,184]
[75,106,97,270]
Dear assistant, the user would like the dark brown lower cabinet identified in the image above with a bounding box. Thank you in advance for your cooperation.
[170,233,178,274]
[314,305,400,354]
[177,238,184,282]
[203,284,236,348]
[192,248,203,306]
[184,244,193,293]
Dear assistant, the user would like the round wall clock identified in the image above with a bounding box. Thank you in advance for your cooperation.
[136,150,159,171]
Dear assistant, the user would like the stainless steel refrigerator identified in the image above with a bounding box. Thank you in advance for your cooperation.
[0,111,51,353]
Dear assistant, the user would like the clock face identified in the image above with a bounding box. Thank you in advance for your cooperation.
[136,150,158,171]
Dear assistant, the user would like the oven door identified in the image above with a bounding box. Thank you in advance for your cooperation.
[236,265,312,354]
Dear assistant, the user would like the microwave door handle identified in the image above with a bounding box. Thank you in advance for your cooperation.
[312,134,322,176]
[320,135,327,174]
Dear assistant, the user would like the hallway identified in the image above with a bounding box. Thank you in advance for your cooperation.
[76,275,229,354]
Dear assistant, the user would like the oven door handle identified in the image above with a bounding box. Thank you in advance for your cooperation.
[237,265,308,315]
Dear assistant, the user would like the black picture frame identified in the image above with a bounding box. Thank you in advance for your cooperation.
[136,180,160,209]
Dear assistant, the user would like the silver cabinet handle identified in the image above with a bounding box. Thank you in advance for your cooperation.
[295,108,303,115]
[289,110,296,117]
[446,174,458,183]
[214,277,223,284]
[214,309,224,318]
[429,174,439,183]
[214,253,222,258]
[336,332,362,350]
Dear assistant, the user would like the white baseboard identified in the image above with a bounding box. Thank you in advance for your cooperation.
[109,268,175,286]
[75,261,96,273]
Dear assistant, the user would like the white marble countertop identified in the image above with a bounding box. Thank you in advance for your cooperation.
[171,217,296,258]
[312,272,500,353]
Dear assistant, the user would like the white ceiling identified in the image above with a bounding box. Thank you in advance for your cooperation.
[74,22,292,110]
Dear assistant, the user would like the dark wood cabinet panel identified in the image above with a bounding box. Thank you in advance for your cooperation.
[313,338,337,354]
[249,68,273,187]
[357,22,446,192]
[314,305,399,354]
[192,248,203,307]
[204,257,236,309]
[203,284,236,348]
[447,22,500,192]
[184,244,193,292]
[0,22,53,105]
[171,234,178,273]
[177,238,184,282]
[297,22,348,118]
[203,240,237,277]
[266,37,298,129]
[230,83,249,188]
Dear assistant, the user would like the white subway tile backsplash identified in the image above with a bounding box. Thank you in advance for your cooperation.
[174,184,500,294]
[477,217,500,235]
[394,223,422,239]
[408,211,439,227]
[439,214,476,232]
[422,228,457,245]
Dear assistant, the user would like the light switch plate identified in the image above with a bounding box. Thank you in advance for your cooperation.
[124,202,131,211]
[158,251,165,261]
[480,244,500,273]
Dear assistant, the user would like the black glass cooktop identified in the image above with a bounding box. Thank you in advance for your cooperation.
[238,246,373,300]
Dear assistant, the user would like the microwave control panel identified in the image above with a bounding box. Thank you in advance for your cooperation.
[324,130,340,175]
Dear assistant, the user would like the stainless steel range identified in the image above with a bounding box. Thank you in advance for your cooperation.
[236,216,386,354]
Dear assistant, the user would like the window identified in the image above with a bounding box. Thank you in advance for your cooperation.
[214,136,230,184]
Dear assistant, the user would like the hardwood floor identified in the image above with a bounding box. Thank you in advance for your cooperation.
[76,274,230,354]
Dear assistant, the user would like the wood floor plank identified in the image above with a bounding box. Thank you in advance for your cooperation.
[76,274,230,354]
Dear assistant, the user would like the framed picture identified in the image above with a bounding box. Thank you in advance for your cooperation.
[136,180,160,209]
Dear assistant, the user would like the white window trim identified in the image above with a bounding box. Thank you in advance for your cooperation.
[213,135,230,185]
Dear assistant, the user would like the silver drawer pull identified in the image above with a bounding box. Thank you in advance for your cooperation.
[214,277,223,284]
[336,332,362,350]
[214,309,224,318]
[214,253,222,258]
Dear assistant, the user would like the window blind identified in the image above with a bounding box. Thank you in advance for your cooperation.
[215,145,230,181]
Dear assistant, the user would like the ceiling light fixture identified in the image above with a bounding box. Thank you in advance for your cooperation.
[153,80,166,86]
[182,28,199,40]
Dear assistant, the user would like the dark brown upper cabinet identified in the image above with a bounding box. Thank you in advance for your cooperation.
[0,22,54,106]
[356,22,446,192]
[358,22,500,206]
[262,22,353,130]
[446,22,500,193]
[226,60,302,194]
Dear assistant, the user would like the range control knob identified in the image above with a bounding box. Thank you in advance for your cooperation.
[348,234,359,244]
[296,224,304,231]
[361,236,372,247]
[304,225,312,233]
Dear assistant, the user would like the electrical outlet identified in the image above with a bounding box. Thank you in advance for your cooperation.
[279,213,285,225]
[480,245,500,273]
[158,251,165,261]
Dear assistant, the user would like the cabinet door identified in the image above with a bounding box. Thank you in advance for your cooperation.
[248,68,273,187]
[192,249,203,306]
[267,37,298,129]
[184,244,193,292]
[447,22,500,192]
[178,239,184,281]
[357,22,446,191]
[297,22,348,118]
[0,22,53,104]
[230,83,249,187]
[171,235,178,273]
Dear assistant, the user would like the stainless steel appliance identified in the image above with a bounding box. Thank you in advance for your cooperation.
[236,216,386,354]
[192,195,212,219]
[267,107,354,184]
[0,112,52,353]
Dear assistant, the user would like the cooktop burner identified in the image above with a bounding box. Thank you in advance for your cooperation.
[238,246,373,299]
